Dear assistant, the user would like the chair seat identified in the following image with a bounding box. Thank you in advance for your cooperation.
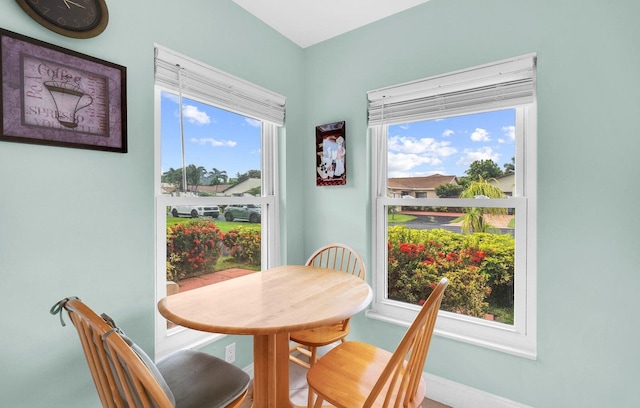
[307,278,446,408]
[157,349,250,408]
[306,341,426,408]
[289,322,350,347]
[289,244,366,372]
[52,297,251,408]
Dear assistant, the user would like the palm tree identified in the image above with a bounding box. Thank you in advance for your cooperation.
[209,167,228,185]
[459,176,507,234]
[162,167,184,191]
[186,164,207,191]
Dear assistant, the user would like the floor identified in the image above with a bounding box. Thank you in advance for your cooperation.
[239,354,451,408]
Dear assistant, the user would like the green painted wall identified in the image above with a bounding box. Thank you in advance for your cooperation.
[301,0,640,407]
[0,1,304,406]
[1,0,639,407]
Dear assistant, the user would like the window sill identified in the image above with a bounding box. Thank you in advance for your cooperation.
[365,308,536,360]
[155,326,225,360]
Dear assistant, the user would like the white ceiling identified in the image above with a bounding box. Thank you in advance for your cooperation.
[232,0,431,48]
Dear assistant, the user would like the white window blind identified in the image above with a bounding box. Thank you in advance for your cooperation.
[155,45,286,126]
[368,54,536,126]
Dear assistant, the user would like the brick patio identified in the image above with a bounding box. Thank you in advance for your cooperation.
[177,268,257,292]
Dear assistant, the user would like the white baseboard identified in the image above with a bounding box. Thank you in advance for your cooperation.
[424,373,532,408]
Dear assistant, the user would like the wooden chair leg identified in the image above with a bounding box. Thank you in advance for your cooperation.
[308,386,314,408]
[311,389,324,408]
[309,346,318,367]
[309,386,325,408]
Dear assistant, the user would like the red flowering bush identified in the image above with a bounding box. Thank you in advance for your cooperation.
[222,228,261,266]
[387,226,514,319]
[166,220,224,280]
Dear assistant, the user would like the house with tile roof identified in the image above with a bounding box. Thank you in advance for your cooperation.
[387,174,459,198]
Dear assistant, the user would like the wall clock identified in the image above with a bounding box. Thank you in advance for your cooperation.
[15,0,109,39]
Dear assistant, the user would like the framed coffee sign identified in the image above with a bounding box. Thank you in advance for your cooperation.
[0,28,126,152]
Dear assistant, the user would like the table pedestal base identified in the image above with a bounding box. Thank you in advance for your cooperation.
[252,333,294,408]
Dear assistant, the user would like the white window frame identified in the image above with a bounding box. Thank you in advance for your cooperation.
[153,46,282,358]
[366,55,537,359]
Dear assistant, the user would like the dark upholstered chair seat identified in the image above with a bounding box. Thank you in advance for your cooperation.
[157,349,249,408]
[51,297,250,408]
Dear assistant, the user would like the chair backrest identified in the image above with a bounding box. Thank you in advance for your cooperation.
[305,243,366,280]
[365,278,448,408]
[52,297,174,408]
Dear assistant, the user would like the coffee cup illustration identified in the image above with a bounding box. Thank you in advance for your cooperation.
[44,80,93,128]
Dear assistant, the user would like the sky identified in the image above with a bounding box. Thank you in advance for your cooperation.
[161,91,261,179]
[161,90,515,181]
[387,109,516,178]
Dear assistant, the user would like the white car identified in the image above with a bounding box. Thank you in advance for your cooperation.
[170,205,220,218]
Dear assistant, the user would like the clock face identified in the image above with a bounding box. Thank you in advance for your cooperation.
[16,0,109,38]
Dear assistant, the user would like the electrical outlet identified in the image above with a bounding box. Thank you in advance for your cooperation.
[225,343,236,363]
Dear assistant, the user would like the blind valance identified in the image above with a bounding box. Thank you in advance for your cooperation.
[368,54,536,126]
[155,45,286,126]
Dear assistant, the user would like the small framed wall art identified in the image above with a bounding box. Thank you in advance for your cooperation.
[0,28,127,152]
[316,121,346,186]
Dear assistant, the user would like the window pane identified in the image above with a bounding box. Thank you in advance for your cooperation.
[163,204,261,330]
[387,109,515,181]
[165,206,261,292]
[160,90,262,195]
[155,52,282,356]
[160,91,264,299]
[386,110,517,325]
[387,205,515,324]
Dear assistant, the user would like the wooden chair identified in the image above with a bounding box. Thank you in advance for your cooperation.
[307,278,448,408]
[289,244,366,370]
[50,297,250,408]
[166,281,180,296]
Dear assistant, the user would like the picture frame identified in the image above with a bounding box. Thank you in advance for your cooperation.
[0,28,127,153]
[316,121,346,186]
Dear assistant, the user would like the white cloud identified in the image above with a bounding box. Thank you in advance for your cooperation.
[388,135,456,156]
[162,96,212,125]
[400,124,409,130]
[245,118,261,127]
[470,128,490,142]
[190,138,237,147]
[502,125,515,141]
[456,146,500,167]
[386,135,456,174]
[182,105,211,125]
[388,152,442,173]
[442,129,454,137]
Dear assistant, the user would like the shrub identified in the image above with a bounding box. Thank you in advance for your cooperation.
[223,228,261,266]
[166,220,224,280]
[387,226,514,318]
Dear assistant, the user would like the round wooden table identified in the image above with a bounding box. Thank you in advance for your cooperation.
[158,265,373,408]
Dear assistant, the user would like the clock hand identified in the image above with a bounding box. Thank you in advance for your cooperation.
[62,0,86,9]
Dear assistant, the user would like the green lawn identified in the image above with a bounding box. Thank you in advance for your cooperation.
[387,213,416,223]
[166,216,261,234]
